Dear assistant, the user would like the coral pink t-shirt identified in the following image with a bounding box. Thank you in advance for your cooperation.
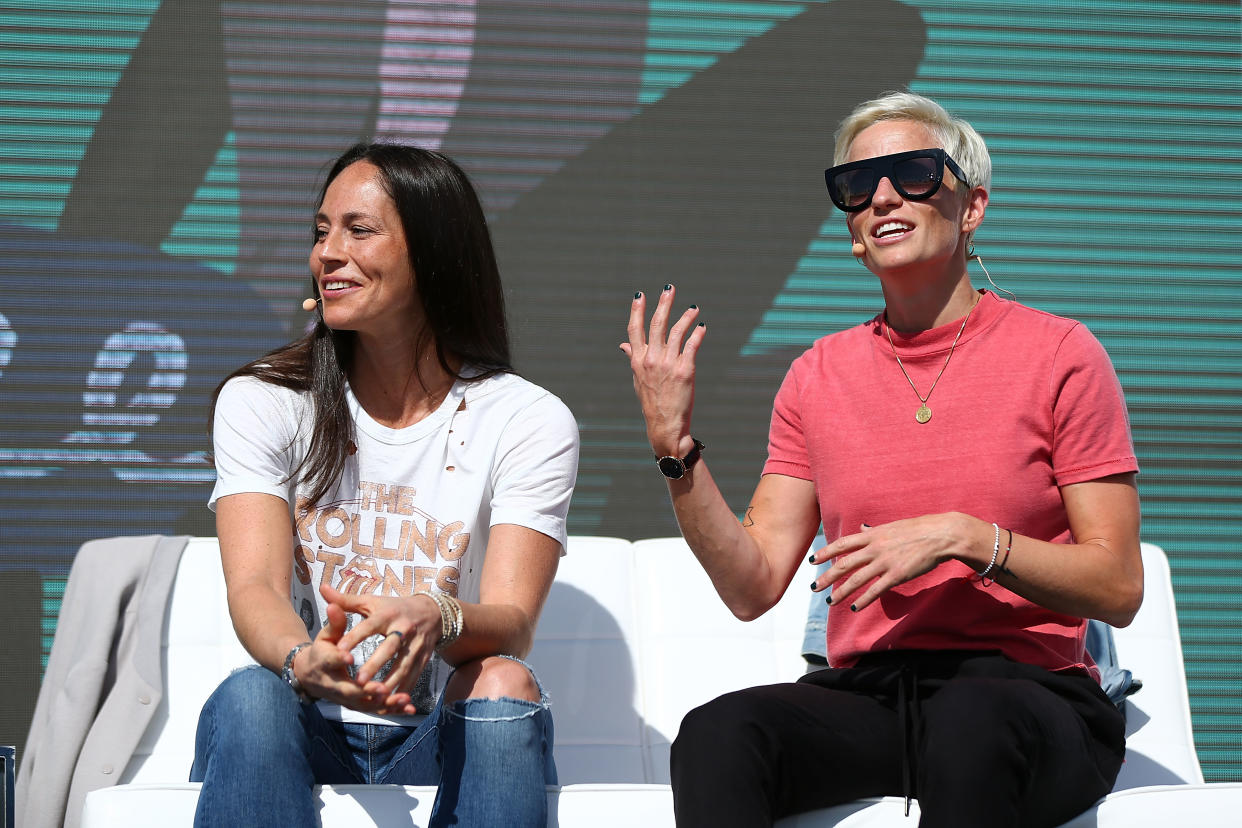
[763,290,1137,677]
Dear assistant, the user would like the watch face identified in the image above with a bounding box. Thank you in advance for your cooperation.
[657,455,686,479]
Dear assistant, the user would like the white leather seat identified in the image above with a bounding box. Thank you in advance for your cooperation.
[79,537,1241,826]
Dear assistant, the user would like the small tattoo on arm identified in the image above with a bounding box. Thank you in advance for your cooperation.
[742,507,755,527]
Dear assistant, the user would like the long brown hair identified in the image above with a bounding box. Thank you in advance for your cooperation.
[211,143,512,506]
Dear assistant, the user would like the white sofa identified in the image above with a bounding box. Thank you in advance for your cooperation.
[78,537,1240,826]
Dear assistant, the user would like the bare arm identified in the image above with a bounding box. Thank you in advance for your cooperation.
[622,286,820,620]
[816,472,1143,627]
[670,465,821,620]
[216,492,389,709]
[457,522,561,660]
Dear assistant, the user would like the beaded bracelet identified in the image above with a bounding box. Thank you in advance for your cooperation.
[439,593,464,650]
[984,528,1014,587]
[977,522,1000,585]
[422,591,465,650]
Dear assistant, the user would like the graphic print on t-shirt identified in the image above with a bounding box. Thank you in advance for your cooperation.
[293,480,469,601]
[291,480,470,688]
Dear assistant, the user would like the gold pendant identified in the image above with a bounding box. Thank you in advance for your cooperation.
[915,404,932,424]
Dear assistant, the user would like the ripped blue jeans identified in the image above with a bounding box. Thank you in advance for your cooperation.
[189,658,556,828]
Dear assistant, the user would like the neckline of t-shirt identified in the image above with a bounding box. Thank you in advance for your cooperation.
[872,289,1010,358]
[346,369,499,445]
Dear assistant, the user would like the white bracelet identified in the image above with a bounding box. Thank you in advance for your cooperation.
[422,591,464,650]
[439,593,464,650]
[977,522,1000,585]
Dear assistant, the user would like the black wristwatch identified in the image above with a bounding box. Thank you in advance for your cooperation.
[655,438,705,480]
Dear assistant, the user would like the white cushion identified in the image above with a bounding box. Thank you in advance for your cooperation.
[774,784,1242,827]
[82,783,676,828]
[1108,543,1204,788]
[529,537,650,783]
[79,537,1241,827]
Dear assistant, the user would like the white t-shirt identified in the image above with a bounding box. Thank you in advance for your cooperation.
[210,370,579,724]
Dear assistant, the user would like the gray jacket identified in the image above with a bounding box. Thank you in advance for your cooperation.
[17,535,188,828]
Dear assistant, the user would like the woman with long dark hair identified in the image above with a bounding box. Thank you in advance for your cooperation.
[190,143,578,827]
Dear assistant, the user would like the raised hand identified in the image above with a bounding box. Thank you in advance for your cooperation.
[620,284,706,456]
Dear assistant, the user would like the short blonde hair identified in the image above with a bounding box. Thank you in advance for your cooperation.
[833,92,990,252]
[834,91,992,196]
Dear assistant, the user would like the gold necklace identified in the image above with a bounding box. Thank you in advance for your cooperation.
[884,297,978,424]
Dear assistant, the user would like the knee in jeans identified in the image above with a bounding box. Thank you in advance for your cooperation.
[444,656,540,704]
[201,666,301,743]
[207,665,292,712]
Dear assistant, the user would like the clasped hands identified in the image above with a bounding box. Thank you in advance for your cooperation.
[291,585,445,715]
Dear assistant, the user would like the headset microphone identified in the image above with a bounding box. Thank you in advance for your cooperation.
[851,240,866,257]
[302,297,320,312]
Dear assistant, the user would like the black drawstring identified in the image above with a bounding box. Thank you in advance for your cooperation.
[897,664,921,817]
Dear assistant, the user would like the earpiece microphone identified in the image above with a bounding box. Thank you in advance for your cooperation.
[302,297,321,312]
[851,240,866,257]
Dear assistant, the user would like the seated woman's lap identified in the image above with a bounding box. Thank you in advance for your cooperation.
[671,665,1120,828]
[189,665,428,787]
[917,676,1119,828]
[671,681,905,824]
[191,657,556,787]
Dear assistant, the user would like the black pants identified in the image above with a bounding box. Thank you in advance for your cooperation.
[670,651,1125,828]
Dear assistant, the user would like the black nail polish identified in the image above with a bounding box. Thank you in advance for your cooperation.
[850,604,858,612]
[689,304,698,309]
[825,595,832,605]
[663,283,672,291]
[807,553,815,563]
[697,322,706,328]
[634,291,642,299]
[810,580,818,591]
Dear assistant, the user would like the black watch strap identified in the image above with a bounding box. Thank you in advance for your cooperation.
[655,438,705,480]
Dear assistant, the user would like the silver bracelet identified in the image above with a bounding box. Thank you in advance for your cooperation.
[281,641,313,701]
[977,522,1000,585]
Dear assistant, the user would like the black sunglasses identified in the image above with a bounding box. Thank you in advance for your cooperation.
[824,148,970,213]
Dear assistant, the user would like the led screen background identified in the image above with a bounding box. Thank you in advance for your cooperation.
[0,0,1238,777]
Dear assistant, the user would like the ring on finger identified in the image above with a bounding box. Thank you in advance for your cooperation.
[386,630,403,641]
